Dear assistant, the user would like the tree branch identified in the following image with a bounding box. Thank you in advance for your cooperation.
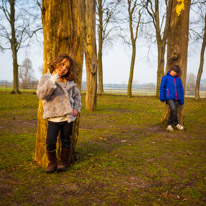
[0,0,11,23]
[145,0,157,29]
[134,8,142,41]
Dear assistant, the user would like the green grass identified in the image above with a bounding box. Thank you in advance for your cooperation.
[0,91,206,206]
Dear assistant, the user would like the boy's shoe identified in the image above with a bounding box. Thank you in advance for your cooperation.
[166,125,174,132]
[176,124,184,130]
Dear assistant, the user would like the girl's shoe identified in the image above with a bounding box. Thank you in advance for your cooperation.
[166,125,174,132]
[176,124,184,130]
[46,151,57,173]
[57,148,70,172]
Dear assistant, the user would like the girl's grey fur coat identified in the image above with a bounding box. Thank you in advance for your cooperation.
[37,73,81,122]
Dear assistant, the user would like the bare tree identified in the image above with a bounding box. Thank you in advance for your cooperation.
[186,72,196,91]
[0,0,42,93]
[121,0,143,97]
[85,0,97,111]
[19,58,36,85]
[145,0,171,97]
[192,1,206,100]
[96,0,121,94]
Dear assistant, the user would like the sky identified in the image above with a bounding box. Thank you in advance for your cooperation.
[0,39,205,85]
[0,0,205,86]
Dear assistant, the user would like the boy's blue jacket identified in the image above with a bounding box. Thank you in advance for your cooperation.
[160,71,184,105]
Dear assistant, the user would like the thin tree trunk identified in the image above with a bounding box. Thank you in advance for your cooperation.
[97,0,104,95]
[155,0,165,98]
[11,45,19,93]
[146,0,170,98]
[195,14,206,100]
[126,0,141,98]
[156,43,166,97]
[35,0,85,168]
[10,0,20,94]
[161,0,191,125]
[154,0,170,98]
[127,43,136,97]
[85,0,97,111]
[98,42,104,94]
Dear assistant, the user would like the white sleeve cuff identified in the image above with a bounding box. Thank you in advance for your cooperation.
[50,73,59,84]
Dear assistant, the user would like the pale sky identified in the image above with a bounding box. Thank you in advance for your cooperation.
[0,41,205,85]
[0,36,205,85]
[0,1,205,85]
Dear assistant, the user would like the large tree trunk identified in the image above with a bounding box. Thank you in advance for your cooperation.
[97,1,104,95]
[85,0,97,111]
[10,0,20,94]
[195,14,206,100]
[161,0,191,125]
[127,43,136,97]
[35,0,85,168]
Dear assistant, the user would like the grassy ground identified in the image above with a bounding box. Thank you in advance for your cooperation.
[0,91,206,206]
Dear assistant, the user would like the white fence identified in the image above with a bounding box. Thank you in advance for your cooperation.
[1,81,206,98]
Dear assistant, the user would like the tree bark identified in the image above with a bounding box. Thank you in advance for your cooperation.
[98,39,104,95]
[195,14,206,100]
[161,0,191,125]
[85,0,97,111]
[127,43,136,97]
[35,0,85,168]
[10,0,20,94]
[97,0,104,95]
[156,43,166,97]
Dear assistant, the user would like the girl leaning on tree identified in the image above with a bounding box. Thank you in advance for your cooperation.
[37,54,81,173]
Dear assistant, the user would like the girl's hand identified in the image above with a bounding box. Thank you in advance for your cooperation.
[52,69,67,77]
[52,70,57,76]
[57,70,65,76]
[72,109,78,117]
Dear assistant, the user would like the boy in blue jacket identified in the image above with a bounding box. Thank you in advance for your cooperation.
[160,65,184,131]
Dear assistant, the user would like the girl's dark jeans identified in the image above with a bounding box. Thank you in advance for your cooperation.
[166,100,179,126]
[46,121,73,151]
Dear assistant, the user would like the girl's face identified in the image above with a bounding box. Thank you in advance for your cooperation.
[56,59,70,76]
[170,70,177,77]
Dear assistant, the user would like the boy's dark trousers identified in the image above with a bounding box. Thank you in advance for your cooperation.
[166,100,179,126]
[46,121,73,151]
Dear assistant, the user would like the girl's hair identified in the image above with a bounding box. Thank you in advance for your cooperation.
[49,54,75,81]
[170,65,181,76]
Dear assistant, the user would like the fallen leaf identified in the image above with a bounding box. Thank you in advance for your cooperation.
[162,191,168,198]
